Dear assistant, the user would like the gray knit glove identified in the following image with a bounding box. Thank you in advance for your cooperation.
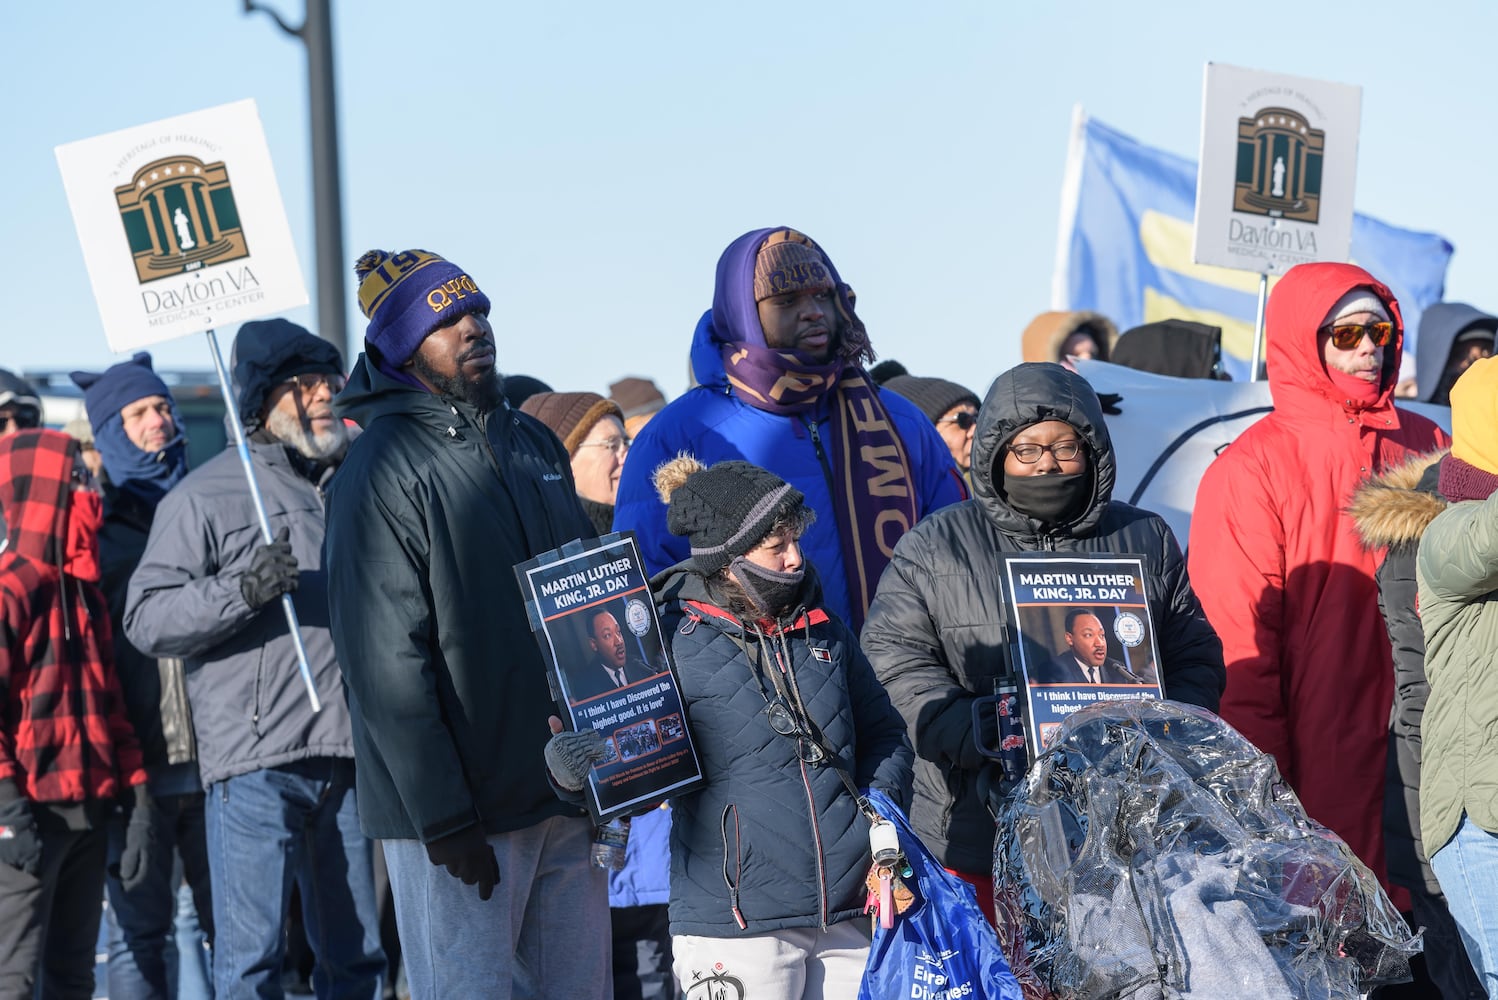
[544,728,607,791]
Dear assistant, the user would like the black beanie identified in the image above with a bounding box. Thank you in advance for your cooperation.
[883,374,981,424]
[655,457,804,576]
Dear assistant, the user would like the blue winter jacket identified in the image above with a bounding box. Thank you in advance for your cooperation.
[614,311,967,628]
[655,565,913,936]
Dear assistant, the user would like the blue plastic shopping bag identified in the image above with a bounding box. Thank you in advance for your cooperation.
[859,789,1022,1000]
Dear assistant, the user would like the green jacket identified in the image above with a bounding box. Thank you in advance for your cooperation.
[1415,487,1498,856]
[325,357,594,842]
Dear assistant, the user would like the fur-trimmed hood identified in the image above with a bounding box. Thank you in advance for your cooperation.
[1349,449,1449,549]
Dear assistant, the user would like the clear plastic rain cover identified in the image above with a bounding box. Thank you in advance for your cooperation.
[992,700,1418,999]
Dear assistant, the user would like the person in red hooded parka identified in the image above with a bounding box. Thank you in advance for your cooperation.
[1188,262,1449,906]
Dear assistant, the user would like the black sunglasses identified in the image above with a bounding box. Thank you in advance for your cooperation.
[938,411,977,431]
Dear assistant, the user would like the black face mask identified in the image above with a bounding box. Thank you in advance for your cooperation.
[1002,471,1091,525]
[730,556,806,619]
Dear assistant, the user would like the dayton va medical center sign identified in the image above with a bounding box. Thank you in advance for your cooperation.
[56,99,307,353]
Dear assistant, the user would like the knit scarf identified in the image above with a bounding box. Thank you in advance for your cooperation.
[721,342,916,630]
[1438,455,1498,503]
[95,412,188,508]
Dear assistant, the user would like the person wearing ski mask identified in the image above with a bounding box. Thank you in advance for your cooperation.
[862,362,1225,920]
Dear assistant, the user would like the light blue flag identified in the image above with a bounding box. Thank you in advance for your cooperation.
[1054,113,1453,381]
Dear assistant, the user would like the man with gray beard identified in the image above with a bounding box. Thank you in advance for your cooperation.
[126,319,383,999]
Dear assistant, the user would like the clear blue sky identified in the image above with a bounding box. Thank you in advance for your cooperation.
[4,1,1493,400]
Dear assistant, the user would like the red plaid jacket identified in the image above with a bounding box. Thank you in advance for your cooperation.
[0,430,144,803]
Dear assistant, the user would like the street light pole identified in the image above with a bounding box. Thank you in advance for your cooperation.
[244,0,350,364]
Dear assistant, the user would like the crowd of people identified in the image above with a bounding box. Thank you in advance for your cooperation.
[0,226,1496,999]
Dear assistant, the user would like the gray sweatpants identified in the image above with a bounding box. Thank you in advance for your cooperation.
[383,815,611,1000]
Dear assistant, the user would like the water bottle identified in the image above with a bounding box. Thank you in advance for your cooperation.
[591,817,630,870]
[995,673,1028,784]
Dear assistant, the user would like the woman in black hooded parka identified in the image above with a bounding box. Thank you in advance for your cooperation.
[861,362,1225,910]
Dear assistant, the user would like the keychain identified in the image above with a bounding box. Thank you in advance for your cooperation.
[864,818,915,929]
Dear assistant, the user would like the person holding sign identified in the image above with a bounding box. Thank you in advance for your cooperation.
[325,249,602,1000]
[125,320,384,999]
[571,456,912,996]
[863,362,1224,921]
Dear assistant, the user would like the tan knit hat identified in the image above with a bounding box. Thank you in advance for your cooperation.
[520,392,624,455]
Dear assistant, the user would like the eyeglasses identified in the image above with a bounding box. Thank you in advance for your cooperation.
[766,698,826,765]
[284,373,346,396]
[1007,440,1083,464]
[577,435,631,456]
[1320,321,1394,351]
[937,411,977,431]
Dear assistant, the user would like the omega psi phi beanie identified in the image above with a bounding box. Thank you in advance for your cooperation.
[354,249,491,368]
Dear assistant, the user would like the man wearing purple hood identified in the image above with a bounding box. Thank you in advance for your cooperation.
[614,228,966,631]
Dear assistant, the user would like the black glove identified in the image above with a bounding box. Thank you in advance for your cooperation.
[240,525,299,610]
[0,793,41,877]
[425,825,500,901]
[959,698,1001,770]
[112,784,157,893]
[1097,392,1124,415]
[544,728,607,792]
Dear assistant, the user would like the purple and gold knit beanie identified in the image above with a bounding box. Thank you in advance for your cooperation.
[752,230,834,303]
[354,249,492,368]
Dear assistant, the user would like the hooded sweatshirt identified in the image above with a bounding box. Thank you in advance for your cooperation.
[1415,302,1498,404]
[1188,262,1449,899]
[0,430,144,811]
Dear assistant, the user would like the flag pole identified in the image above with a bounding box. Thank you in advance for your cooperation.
[204,327,323,712]
[1249,273,1269,382]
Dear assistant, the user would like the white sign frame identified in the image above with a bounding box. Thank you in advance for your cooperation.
[55,99,308,352]
[1192,63,1361,274]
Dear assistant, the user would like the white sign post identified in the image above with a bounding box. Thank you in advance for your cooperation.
[56,99,321,712]
[1192,64,1362,378]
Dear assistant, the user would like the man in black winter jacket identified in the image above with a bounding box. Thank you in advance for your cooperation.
[862,362,1224,922]
[325,249,605,1000]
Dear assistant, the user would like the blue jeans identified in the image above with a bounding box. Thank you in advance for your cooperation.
[177,878,214,999]
[382,815,610,1000]
[106,790,214,1000]
[1431,813,1498,997]
[206,758,384,1000]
